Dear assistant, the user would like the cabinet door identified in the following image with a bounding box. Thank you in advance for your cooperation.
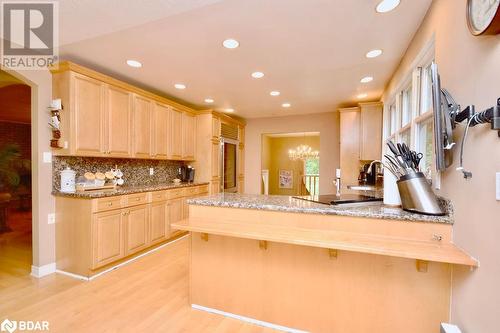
[73,73,105,156]
[238,144,245,177]
[339,109,361,186]
[182,112,196,160]
[92,210,124,269]
[212,116,220,139]
[169,109,183,159]
[210,179,220,195]
[124,204,149,256]
[133,95,152,158]
[168,198,184,232]
[360,104,383,161]
[153,103,169,159]
[150,201,169,244]
[211,142,220,178]
[106,85,132,157]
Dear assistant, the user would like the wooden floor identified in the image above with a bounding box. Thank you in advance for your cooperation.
[0,214,278,333]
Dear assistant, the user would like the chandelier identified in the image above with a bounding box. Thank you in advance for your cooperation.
[288,144,319,160]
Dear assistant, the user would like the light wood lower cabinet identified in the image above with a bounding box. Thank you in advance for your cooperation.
[124,205,149,255]
[92,209,124,269]
[56,184,209,277]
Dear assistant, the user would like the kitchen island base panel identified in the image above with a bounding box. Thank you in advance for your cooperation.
[190,233,451,333]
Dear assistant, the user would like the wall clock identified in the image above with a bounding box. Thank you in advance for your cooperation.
[467,0,500,35]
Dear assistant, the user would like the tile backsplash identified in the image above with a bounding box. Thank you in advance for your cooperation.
[53,156,186,190]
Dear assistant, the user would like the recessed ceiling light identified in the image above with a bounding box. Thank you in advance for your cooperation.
[360,76,373,83]
[126,60,142,68]
[282,103,291,108]
[357,93,368,99]
[376,0,400,13]
[222,39,239,49]
[251,71,264,79]
[204,98,214,103]
[225,108,235,113]
[174,83,186,90]
[270,91,280,96]
[366,49,383,58]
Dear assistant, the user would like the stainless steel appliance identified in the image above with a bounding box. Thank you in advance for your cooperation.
[220,138,238,193]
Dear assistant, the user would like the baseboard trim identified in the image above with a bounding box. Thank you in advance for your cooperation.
[191,304,307,333]
[57,234,189,281]
[31,262,56,278]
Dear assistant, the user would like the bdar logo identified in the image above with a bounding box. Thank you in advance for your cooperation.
[0,319,17,333]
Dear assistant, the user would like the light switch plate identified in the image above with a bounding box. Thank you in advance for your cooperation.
[42,152,52,163]
[48,213,55,224]
[496,172,500,201]
[149,167,154,176]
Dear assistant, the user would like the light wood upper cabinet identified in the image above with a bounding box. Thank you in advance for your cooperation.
[124,204,149,255]
[92,210,124,269]
[212,117,220,139]
[359,102,383,161]
[153,103,170,159]
[106,85,132,157]
[150,201,170,245]
[133,95,153,158]
[169,109,183,159]
[339,108,361,186]
[73,73,105,155]
[182,112,196,160]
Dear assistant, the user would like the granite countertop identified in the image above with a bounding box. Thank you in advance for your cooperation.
[187,193,453,224]
[52,182,209,199]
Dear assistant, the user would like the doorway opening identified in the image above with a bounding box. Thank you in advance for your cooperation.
[0,69,32,278]
[261,132,320,196]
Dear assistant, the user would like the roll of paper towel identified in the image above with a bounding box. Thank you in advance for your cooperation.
[383,171,401,206]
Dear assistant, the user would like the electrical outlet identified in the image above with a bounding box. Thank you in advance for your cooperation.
[496,172,500,201]
[48,213,55,224]
[149,167,154,176]
[42,152,52,163]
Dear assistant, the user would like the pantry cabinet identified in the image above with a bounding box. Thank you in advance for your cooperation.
[50,61,196,161]
[56,184,209,277]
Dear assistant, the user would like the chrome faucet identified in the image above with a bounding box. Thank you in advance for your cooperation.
[334,177,341,196]
[367,160,383,175]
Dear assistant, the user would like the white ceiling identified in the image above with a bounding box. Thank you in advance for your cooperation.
[58,0,432,118]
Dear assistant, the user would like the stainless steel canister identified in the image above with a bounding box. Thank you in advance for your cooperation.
[396,172,445,216]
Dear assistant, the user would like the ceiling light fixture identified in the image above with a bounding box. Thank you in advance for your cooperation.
[251,71,264,79]
[376,0,400,13]
[366,49,383,58]
[357,93,368,99]
[270,91,280,96]
[282,103,291,108]
[222,39,239,49]
[225,108,235,113]
[204,98,214,103]
[174,83,186,90]
[126,60,142,68]
[360,76,373,83]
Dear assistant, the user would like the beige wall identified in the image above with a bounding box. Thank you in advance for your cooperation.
[263,136,320,195]
[245,112,339,195]
[4,65,55,268]
[382,1,500,331]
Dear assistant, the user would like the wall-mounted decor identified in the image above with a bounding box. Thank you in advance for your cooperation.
[279,169,293,189]
[466,0,500,36]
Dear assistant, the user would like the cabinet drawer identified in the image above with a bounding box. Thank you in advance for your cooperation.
[184,186,198,197]
[166,188,184,200]
[94,196,123,212]
[126,193,149,206]
[196,185,209,195]
[151,190,167,202]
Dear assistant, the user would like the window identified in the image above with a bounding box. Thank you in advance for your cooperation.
[383,40,436,180]
[304,158,319,196]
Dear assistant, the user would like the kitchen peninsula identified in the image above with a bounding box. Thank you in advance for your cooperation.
[173,193,477,333]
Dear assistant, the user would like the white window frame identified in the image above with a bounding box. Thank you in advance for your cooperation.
[383,37,440,187]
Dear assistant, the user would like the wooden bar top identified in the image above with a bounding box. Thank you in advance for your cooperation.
[172,217,478,267]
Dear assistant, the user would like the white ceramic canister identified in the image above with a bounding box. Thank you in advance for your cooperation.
[61,167,77,193]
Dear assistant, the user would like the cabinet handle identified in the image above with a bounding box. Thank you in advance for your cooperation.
[108,202,113,206]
